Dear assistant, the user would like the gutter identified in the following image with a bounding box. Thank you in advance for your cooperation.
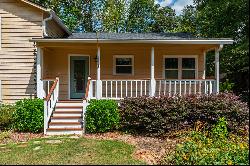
[42,10,71,37]
[42,12,53,37]
[30,38,234,45]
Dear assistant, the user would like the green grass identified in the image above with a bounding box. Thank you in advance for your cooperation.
[0,136,145,165]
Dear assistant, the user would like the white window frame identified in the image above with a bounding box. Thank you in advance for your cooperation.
[163,55,198,80]
[113,55,134,75]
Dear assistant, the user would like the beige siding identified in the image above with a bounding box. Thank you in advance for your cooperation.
[0,0,43,103]
[42,43,218,100]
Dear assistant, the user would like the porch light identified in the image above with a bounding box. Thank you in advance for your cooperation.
[94,55,98,62]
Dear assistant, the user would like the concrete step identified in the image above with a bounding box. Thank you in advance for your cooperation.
[56,102,83,107]
[50,117,82,123]
[46,128,83,135]
[53,113,82,117]
[49,124,82,129]
[55,106,82,111]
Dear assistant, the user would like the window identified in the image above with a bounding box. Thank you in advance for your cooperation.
[113,55,134,75]
[164,56,197,79]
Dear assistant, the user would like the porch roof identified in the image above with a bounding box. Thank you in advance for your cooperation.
[31,32,234,45]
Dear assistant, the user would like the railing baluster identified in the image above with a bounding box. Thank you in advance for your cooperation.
[126,81,128,97]
[159,80,161,96]
[110,81,113,98]
[121,81,123,98]
[135,81,138,97]
[194,81,197,94]
[140,81,142,96]
[199,81,201,94]
[131,81,132,97]
[174,81,176,95]
[209,81,212,94]
[144,80,146,95]
[184,81,186,95]
[106,81,108,98]
[163,80,166,95]
[204,81,207,94]
[189,81,191,94]
[169,81,171,96]
[116,81,117,98]
[179,81,182,96]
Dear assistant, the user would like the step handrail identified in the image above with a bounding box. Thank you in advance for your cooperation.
[84,76,92,101]
[44,77,59,135]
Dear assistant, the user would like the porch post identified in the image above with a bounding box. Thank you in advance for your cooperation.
[150,47,156,97]
[215,45,223,93]
[96,47,102,99]
[36,47,45,98]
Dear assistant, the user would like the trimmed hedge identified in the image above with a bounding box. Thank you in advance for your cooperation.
[0,104,15,130]
[12,98,44,133]
[119,93,249,137]
[85,99,120,133]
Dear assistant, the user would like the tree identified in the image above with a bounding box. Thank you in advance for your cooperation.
[102,0,126,32]
[152,5,177,33]
[126,0,155,33]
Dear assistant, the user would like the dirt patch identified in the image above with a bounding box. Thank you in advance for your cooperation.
[0,131,43,144]
[84,132,181,164]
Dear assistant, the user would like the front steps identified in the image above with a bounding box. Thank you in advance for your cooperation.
[46,100,86,135]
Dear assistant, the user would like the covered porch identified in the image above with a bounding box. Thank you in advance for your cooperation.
[34,40,228,101]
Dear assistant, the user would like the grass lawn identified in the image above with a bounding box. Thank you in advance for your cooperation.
[0,136,145,165]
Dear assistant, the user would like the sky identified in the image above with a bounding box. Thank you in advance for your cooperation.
[156,0,194,15]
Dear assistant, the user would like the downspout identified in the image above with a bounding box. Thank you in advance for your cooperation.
[42,11,53,37]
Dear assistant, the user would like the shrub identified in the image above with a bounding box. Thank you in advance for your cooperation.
[163,118,249,165]
[12,98,44,133]
[119,93,249,137]
[85,99,120,133]
[0,104,15,130]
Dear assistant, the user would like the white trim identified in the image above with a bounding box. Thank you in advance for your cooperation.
[113,55,134,76]
[0,80,2,102]
[68,54,90,100]
[163,55,198,79]
[30,38,234,45]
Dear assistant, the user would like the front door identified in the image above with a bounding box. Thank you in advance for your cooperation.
[70,56,89,99]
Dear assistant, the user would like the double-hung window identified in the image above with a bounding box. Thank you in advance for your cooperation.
[164,56,197,79]
[113,55,134,75]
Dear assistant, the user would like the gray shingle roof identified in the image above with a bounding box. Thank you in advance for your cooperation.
[67,32,231,40]
[68,32,195,40]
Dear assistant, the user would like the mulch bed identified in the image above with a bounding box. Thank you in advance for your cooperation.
[0,131,43,144]
[84,131,183,164]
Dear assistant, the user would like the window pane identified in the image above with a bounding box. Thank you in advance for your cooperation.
[165,70,178,79]
[182,58,195,69]
[165,58,178,69]
[182,70,195,79]
[116,58,132,65]
[116,66,132,74]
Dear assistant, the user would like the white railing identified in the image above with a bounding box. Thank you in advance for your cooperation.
[43,77,59,134]
[87,79,150,100]
[85,79,216,100]
[43,78,56,97]
[156,79,216,96]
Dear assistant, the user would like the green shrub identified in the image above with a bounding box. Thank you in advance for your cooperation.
[85,99,120,133]
[0,104,15,130]
[12,98,44,133]
[163,118,249,165]
[119,93,249,137]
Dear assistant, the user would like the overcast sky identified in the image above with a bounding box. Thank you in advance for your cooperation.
[156,0,194,15]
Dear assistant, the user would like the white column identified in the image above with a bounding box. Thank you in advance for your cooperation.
[150,47,156,97]
[215,49,220,93]
[37,47,45,98]
[96,47,102,99]
[202,51,206,79]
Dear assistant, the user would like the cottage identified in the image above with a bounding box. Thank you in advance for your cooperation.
[0,0,234,135]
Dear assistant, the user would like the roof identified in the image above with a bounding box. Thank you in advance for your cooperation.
[31,32,234,45]
[19,0,71,35]
[68,32,232,41]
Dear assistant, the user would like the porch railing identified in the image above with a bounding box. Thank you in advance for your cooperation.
[85,79,216,100]
[155,79,215,96]
[43,77,59,134]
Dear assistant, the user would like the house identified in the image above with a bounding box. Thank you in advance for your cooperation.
[0,0,234,135]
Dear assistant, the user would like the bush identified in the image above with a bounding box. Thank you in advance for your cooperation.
[85,99,120,133]
[0,104,15,130]
[163,118,249,165]
[12,98,44,133]
[119,93,249,137]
